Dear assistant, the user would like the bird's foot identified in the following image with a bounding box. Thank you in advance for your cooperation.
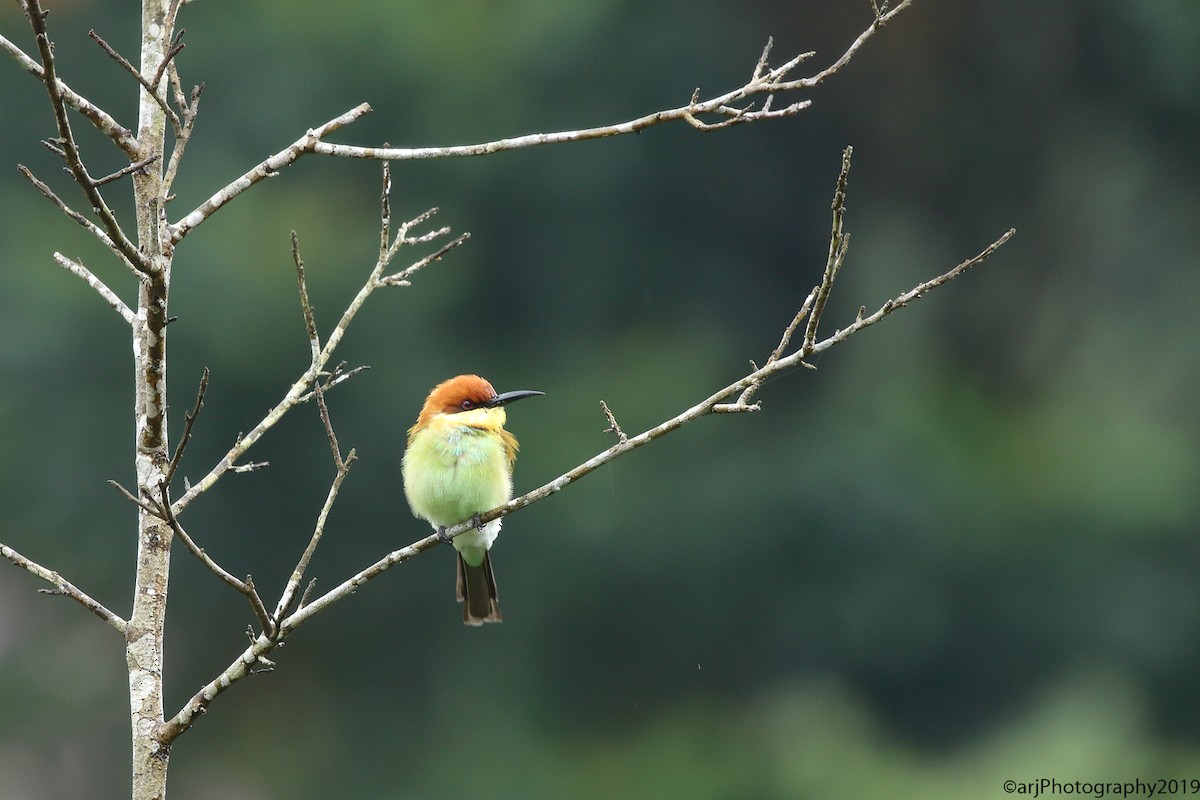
[436,525,453,545]
[470,512,484,531]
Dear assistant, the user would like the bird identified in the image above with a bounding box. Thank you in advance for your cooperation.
[402,374,543,625]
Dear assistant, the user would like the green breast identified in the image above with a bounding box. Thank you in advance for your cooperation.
[403,424,513,526]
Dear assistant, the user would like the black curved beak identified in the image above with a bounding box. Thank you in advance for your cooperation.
[487,389,544,408]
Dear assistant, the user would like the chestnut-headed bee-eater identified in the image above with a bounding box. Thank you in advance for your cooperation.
[402,374,543,625]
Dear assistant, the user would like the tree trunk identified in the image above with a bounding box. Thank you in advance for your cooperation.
[128,1,173,797]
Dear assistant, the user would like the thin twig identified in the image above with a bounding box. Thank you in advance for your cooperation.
[805,145,853,351]
[769,287,819,364]
[164,368,210,487]
[271,455,355,623]
[295,365,370,403]
[18,165,142,275]
[107,479,163,516]
[377,232,470,286]
[162,82,204,198]
[157,482,275,636]
[88,29,180,131]
[1,540,127,633]
[229,461,269,474]
[292,231,352,469]
[600,400,628,443]
[298,578,317,610]
[91,155,159,188]
[291,232,321,360]
[148,30,186,99]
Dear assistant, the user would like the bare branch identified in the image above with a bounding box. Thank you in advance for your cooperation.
[167,2,913,243]
[164,368,210,487]
[162,430,359,741]
[169,104,372,242]
[271,451,355,624]
[813,229,1015,347]
[163,82,204,199]
[22,0,152,273]
[600,400,628,443]
[308,4,911,161]
[1,540,127,633]
[160,631,280,744]
[804,145,853,351]
[148,29,187,103]
[156,482,275,636]
[472,231,1015,526]
[88,29,180,131]
[17,165,144,276]
[0,31,139,155]
[107,479,163,517]
[91,155,160,188]
[172,183,463,514]
[52,253,136,325]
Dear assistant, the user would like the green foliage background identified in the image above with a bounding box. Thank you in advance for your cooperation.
[2,1,1199,798]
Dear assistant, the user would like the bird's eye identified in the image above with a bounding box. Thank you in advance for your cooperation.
[459,399,474,410]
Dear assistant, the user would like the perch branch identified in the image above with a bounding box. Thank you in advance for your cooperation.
[287,225,1013,632]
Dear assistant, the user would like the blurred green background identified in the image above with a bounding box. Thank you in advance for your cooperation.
[2,1,1199,798]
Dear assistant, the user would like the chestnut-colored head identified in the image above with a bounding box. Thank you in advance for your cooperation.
[411,374,543,432]
[418,374,499,424]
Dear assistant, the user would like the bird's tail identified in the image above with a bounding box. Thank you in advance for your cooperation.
[457,551,502,625]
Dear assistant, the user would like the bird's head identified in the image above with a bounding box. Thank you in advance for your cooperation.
[413,374,543,432]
